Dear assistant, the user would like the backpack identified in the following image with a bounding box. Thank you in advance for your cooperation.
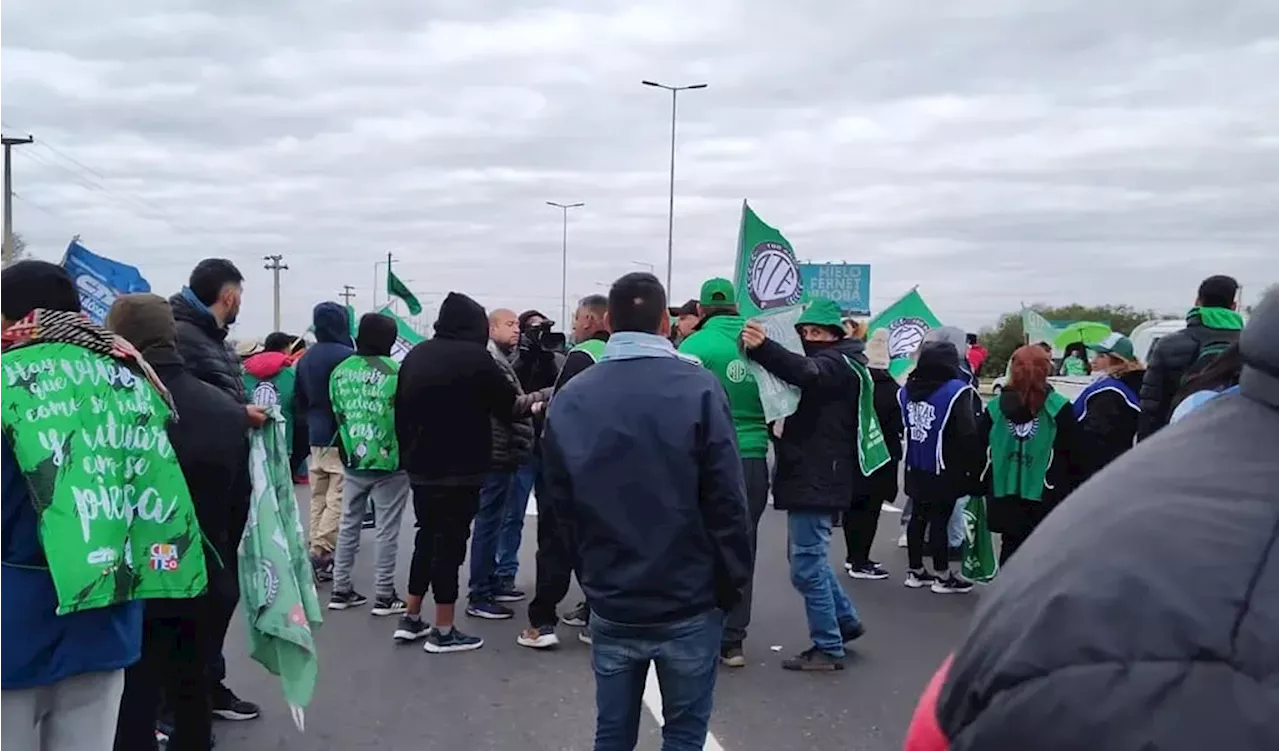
[1179,335,1234,388]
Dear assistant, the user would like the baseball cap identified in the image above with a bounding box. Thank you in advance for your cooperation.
[1094,332,1135,361]
[698,278,737,306]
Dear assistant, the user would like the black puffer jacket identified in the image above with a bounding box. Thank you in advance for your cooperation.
[1076,369,1144,483]
[487,340,547,469]
[169,291,247,403]
[1137,309,1241,440]
[395,293,518,484]
[867,367,902,503]
[746,336,868,512]
[919,288,1278,751]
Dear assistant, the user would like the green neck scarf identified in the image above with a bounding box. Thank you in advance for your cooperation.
[843,355,891,476]
[1192,307,1243,331]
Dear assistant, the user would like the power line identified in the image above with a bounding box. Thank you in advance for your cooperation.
[339,285,356,307]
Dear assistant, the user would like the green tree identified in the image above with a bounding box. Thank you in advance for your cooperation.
[977,304,1158,377]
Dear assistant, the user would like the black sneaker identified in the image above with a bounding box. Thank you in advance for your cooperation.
[560,601,589,627]
[848,562,890,580]
[517,625,560,649]
[393,615,429,643]
[371,593,407,616]
[577,627,592,645]
[210,683,260,721]
[781,647,844,672]
[327,589,368,611]
[720,644,746,668]
[362,510,376,530]
[423,627,484,653]
[465,601,514,620]
[493,578,526,603]
[931,573,974,594]
[839,618,866,644]
[904,569,937,589]
[310,552,333,583]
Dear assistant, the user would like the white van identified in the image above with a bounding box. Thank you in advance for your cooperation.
[1130,319,1186,367]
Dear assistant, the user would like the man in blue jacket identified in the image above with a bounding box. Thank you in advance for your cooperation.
[295,302,355,581]
[541,272,752,750]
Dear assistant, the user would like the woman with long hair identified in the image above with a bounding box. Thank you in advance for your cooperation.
[1073,333,1145,482]
[980,345,1078,564]
[1168,342,1245,423]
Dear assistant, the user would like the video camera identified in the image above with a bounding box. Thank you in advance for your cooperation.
[520,319,566,354]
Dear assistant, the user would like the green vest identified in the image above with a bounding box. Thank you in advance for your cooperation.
[328,355,400,471]
[986,391,1069,501]
[677,315,769,458]
[1,343,208,615]
[244,367,297,450]
[571,338,607,363]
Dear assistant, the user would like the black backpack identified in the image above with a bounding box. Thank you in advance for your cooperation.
[1179,331,1237,388]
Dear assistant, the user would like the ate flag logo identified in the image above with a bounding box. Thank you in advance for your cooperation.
[747,241,803,311]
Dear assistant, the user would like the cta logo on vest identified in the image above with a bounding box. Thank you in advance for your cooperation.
[150,542,180,572]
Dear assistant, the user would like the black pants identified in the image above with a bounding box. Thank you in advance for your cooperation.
[906,496,957,573]
[842,494,881,566]
[528,465,574,628]
[207,499,248,688]
[115,610,211,751]
[407,483,480,604]
[722,457,770,647]
[992,498,1053,565]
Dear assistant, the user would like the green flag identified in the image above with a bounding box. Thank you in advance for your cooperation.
[375,306,425,361]
[386,269,422,315]
[1021,308,1060,349]
[732,201,806,318]
[961,496,999,583]
[867,287,943,380]
[240,408,323,730]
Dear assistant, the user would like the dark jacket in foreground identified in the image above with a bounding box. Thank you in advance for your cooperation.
[1075,369,1144,483]
[295,302,354,446]
[746,336,868,512]
[396,293,517,484]
[147,344,249,618]
[910,289,1279,751]
[901,342,983,503]
[169,290,246,403]
[541,343,752,625]
[867,367,903,502]
[1137,308,1241,440]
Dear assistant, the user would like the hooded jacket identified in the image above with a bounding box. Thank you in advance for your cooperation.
[901,341,984,502]
[746,330,869,513]
[1075,368,1144,483]
[395,293,518,484]
[906,287,1277,751]
[1138,306,1243,439]
[295,302,354,446]
[169,289,247,403]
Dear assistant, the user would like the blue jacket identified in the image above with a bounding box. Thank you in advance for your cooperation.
[2,437,142,689]
[295,302,354,446]
[541,333,752,625]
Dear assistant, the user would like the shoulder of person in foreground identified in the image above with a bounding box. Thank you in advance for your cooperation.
[925,305,1278,750]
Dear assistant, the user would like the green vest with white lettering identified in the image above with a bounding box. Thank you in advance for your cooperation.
[571,338,607,363]
[328,355,400,472]
[1,342,208,615]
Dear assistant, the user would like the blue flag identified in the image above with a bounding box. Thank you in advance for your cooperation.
[60,240,151,324]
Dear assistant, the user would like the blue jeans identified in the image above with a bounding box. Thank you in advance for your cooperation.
[495,458,537,581]
[468,470,514,603]
[590,610,723,751]
[786,511,859,656]
[901,497,967,548]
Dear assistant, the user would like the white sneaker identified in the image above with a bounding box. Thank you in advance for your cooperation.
[897,532,908,548]
[904,570,937,589]
[517,625,560,649]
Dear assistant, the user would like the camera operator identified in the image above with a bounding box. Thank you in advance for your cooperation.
[514,310,566,393]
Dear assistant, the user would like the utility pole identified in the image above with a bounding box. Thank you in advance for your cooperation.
[546,201,584,325]
[2,133,35,267]
[339,285,356,307]
[263,254,288,331]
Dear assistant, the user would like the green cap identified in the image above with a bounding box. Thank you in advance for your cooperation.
[699,278,737,306]
[1094,332,1135,361]
[796,298,845,333]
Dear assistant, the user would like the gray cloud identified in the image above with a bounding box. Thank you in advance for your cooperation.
[3,0,1276,334]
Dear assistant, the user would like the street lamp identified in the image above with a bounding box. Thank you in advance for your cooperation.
[642,80,707,298]
[546,201,585,326]
[630,260,656,273]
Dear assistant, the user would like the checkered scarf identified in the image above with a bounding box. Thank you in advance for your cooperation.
[1,309,173,411]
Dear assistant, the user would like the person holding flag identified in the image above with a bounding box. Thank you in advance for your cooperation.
[741,297,883,671]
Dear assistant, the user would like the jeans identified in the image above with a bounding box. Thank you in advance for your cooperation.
[3,669,126,751]
[469,471,514,603]
[590,610,723,751]
[722,457,769,647]
[332,471,411,598]
[495,458,537,582]
[900,497,967,549]
[786,511,859,656]
[407,484,480,604]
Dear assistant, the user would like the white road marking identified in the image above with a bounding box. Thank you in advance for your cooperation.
[642,664,727,751]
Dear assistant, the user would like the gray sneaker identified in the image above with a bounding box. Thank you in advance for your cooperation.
[423,627,484,654]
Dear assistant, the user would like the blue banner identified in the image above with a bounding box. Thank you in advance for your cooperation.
[798,263,870,316]
[60,240,151,324]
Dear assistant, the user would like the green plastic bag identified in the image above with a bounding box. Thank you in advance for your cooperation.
[961,495,999,583]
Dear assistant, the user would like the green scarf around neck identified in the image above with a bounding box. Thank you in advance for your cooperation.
[842,355,891,476]
[1192,306,1243,331]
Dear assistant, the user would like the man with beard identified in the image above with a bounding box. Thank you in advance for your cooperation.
[168,258,264,722]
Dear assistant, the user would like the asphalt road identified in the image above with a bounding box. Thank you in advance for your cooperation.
[215,490,978,751]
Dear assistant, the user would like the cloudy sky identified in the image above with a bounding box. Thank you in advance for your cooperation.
[3,0,1277,336]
